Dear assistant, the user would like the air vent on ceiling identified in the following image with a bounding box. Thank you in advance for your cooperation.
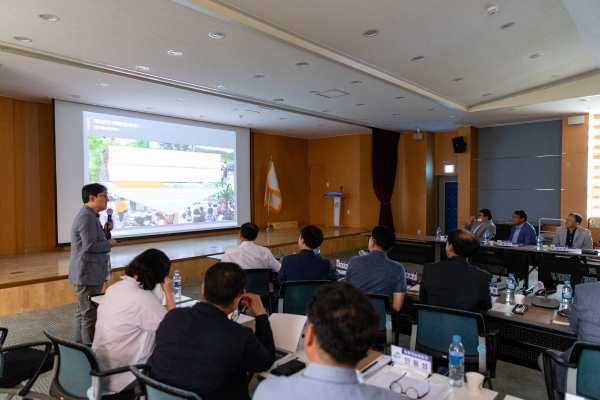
[315,90,349,98]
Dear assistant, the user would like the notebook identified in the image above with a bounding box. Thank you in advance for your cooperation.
[268,313,308,368]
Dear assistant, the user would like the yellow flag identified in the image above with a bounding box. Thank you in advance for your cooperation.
[264,160,282,213]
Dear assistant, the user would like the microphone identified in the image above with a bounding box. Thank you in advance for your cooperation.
[523,281,544,296]
[105,208,113,239]
[107,208,113,223]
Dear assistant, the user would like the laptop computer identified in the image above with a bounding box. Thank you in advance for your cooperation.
[268,313,307,368]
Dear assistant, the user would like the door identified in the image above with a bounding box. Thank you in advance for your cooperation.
[444,182,458,233]
[309,165,328,226]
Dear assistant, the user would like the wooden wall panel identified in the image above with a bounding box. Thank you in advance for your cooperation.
[0,98,16,256]
[457,126,478,226]
[252,132,309,229]
[561,114,588,225]
[434,130,458,175]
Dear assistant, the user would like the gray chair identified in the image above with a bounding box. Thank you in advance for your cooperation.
[542,341,600,400]
[0,327,54,400]
[244,268,274,314]
[130,366,202,400]
[366,294,394,351]
[277,280,327,315]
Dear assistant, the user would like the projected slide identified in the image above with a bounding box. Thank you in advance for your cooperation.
[84,112,237,237]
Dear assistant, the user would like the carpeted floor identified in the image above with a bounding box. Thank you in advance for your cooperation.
[1,247,553,399]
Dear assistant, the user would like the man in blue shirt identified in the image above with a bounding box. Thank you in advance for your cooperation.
[345,225,407,311]
[508,210,537,245]
[278,225,339,283]
[254,282,401,400]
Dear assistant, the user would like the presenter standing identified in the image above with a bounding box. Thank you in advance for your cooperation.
[69,183,118,344]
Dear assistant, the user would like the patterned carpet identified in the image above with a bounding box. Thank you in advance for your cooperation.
[1,247,550,399]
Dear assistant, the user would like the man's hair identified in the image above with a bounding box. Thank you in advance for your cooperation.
[240,222,259,241]
[569,213,583,224]
[125,249,171,291]
[203,262,247,306]
[301,225,324,250]
[513,210,528,221]
[371,225,396,251]
[81,183,107,204]
[307,282,379,365]
[479,208,492,220]
[448,229,480,257]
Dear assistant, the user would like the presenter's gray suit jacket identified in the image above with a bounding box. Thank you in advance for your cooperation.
[552,226,593,249]
[68,205,111,286]
[464,220,496,240]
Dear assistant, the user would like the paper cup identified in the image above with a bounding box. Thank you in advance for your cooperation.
[489,240,496,246]
[543,245,549,251]
[466,372,485,392]
[514,294,525,304]
[439,235,446,241]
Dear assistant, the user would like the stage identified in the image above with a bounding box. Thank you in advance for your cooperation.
[0,226,367,316]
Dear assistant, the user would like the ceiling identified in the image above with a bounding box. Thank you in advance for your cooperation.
[1,0,599,138]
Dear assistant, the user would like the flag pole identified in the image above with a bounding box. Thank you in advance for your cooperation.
[266,156,274,231]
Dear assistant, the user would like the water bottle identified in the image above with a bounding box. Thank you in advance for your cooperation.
[173,270,182,302]
[560,281,573,310]
[448,335,465,388]
[484,230,490,246]
[506,273,516,305]
[537,235,544,251]
[314,248,321,257]
[436,227,442,240]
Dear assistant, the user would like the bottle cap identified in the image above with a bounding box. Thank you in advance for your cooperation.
[453,335,461,343]
[175,270,180,274]
[564,281,570,286]
[508,273,514,278]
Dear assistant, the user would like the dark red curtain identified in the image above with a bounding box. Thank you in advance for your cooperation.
[371,128,400,231]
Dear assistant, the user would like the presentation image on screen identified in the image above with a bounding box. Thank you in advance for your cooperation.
[54,101,251,244]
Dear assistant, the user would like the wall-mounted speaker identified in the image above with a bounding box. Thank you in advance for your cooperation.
[452,136,467,153]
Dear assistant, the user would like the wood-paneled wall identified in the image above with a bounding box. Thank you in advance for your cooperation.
[457,126,478,226]
[0,97,55,256]
[252,132,309,228]
[561,114,589,226]
[434,130,459,175]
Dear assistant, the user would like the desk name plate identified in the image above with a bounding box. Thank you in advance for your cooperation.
[391,345,432,373]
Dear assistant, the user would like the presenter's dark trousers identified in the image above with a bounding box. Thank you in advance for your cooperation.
[74,284,103,344]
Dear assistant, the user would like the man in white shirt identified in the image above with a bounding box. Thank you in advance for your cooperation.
[222,222,281,272]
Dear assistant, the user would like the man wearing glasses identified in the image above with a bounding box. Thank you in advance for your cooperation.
[464,208,496,241]
[68,183,118,344]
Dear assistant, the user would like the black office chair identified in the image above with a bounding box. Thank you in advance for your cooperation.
[409,304,499,389]
[542,341,600,400]
[277,280,327,315]
[366,294,394,352]
[244,269,274,314]
[130,366,202,400]
[0,327,54,400]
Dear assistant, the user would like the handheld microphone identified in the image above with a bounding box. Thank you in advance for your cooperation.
[523,281,544,296]
[107,208,113,223]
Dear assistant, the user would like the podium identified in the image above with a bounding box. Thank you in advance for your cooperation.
[323,192,346,228]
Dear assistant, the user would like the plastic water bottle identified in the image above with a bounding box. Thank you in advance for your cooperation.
[314,248,321,257]
[173,270,182,302]
[506,273,516,305]
[436,227,442,240]
[537,235,544,251]
[448,335,465,388]
[484,230,490,245]
[560,281,573,310]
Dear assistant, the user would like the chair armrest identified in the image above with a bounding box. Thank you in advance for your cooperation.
[0,327,7,345]
[0,341,53,396]
[0,340,53,353]
[543,350,577,369]
[91,364,151,377]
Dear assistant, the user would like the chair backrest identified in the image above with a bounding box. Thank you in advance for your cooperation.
[567,341,600,399]
[367,294,391,332]
[279,280,327,315]
[130,366,202,400]
[244,269,272,298]
[411,304,486,357]
[44,329,101,399]
[0,327,6,377]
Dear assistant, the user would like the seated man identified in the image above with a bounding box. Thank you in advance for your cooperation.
[223,222,281,272]
[539,281,600,397]
[464,208,496,241]
[552,212,592,249]
[254,282,400,400]
[278,225,339,283]
[149,263,275,400]
[345,225,406,311]
[508,210,537,245]
[420,229,492,312]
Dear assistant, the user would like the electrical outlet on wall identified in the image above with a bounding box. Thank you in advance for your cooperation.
[347,210,350,214]
[326,183,329,187]
[417,230,421,234]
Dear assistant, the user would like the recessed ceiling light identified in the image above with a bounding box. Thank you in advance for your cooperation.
[322,110,331,113]
[273,99,284,102]
[351,81,362,85]
[296,62,309,67]
[208,32,225,39]
[449,116,456,118]
[280,118,287,120]
[393,113,400,116]
[218,85,229,89]
[487,6,499,14]
[167,50,183,56]
[429,108,435,111]
[231,108,238,111]
[395,96,405,100]
[360,119,368,121]
[501,22,515,30]
[254,75,265,79]
[551,74,562,78]
[199,115,204,118]
[70,95,80,98]
[96,83,109,87]
[412,56,425,62]
[529,53,544,59]
[363,29,378,37]
[414,120,422,123]
[135,65,150,70]
[507,108,515,111]
[176,98,184,101]
[356,103,365,106]
[579,99,591,102]
[309,91,319,94]
[38,13,60,22]
[13,36,32,42]
[482,93,492,97]
[452,78,464,82]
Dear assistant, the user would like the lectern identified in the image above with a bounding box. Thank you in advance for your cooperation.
[323,192,345,228]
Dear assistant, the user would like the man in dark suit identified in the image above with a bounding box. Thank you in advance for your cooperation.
[278,225,339,283]
[508,209,537,245]
[150,262,275,400]
[420,229,492,312]
[68,183,118,344]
